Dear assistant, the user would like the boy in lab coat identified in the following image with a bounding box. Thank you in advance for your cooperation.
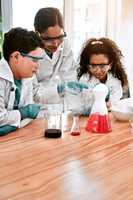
[0,27,43,136]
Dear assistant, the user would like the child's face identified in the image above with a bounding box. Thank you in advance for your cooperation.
[40,25,66,53]
[12,47,43,79]
[88,54,111,81]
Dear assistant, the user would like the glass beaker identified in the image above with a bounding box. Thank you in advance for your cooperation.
[45,103,63,138]
[63,82,84,116]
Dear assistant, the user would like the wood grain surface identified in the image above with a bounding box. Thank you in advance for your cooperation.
[0,115,133,200]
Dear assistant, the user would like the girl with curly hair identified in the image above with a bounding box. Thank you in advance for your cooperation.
[77,37,129,115]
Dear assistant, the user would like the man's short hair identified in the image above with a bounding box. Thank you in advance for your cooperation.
[3,27,43,61]
[34,7,64,33]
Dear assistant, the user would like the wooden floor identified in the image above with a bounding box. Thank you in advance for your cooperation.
[0,115,133,200]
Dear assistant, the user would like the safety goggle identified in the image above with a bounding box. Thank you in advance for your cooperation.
[40,32,67,43]
[20,52,43,63]
[88,64,110,70]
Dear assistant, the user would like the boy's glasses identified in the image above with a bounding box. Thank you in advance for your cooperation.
[40,32,67,44]
[88,64,110,70]
[20,52,43,63]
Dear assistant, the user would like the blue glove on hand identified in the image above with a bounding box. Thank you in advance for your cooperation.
[57,82,65,97]
[19,104,41,120]
[57,81,88,96]
[82,108,91,116]
[67,81,88,91]
[0,125,17,136]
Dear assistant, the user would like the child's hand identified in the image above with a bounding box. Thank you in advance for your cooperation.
[82,108,91,116]
[57,81,88,96]
[19,104,41,119]
[66,81,88,92]
[57,82,65,97]
[0,125,17,136]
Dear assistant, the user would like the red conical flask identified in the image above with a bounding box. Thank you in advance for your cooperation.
[85,113,112,133]
[85,83,112,134]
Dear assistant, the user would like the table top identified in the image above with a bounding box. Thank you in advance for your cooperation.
[0,115,133,200]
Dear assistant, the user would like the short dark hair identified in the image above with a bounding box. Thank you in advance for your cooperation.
[34,7,64,33]
[3,27,43,61]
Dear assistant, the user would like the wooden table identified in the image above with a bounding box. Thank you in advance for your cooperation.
[0,115,133,200]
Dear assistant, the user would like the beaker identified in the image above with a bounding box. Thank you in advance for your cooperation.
[45,104,63,138]
[63,82,84,116]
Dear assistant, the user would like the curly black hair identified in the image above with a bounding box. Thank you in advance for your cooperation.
[77,37,128,86]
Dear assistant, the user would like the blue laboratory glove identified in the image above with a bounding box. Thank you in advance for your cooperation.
[57,81,88,96]
[67,81,88,92]
[19,104,41,120]
[0,125,17,136]
[57,82,65,97]
[82,108,91,116]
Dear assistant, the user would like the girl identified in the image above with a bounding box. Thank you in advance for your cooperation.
[33,7,76,104]
[77,37,129,115]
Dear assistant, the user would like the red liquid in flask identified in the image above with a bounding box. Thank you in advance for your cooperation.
[85,83,112,134]
[71,131,80,136]
[70,116,81,136]
[86,113,111,133]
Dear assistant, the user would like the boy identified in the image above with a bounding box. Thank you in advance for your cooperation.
[0,27,43,136]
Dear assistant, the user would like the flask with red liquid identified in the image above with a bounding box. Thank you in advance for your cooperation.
[70,115,81,136]
[85,83,112,133]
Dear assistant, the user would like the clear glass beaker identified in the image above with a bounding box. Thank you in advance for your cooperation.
[45,103,63,137]
[63,82,84,116]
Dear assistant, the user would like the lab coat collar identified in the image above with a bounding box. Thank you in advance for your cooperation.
[0,58,14,83]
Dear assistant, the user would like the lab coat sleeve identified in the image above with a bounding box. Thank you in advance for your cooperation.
[0,79,21,127]
[108,79,123,105]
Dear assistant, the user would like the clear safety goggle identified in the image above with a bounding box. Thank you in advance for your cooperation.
[40,32,67,44]
[88,64,110,70]
[20,52,43,63]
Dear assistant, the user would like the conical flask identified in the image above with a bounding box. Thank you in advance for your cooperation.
[70,116,81,136]
[85,83,112,133]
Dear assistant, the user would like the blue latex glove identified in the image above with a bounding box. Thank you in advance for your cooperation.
[57,82,65,96]
[0,125,17,136]
[67,81,88,91]
[19,104,41,120]
[57,81,88,96]
[82,108,91,116]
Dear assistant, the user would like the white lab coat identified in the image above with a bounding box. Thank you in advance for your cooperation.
[0,58,34,127]
[33,39,76,104]
[79,72,123,113]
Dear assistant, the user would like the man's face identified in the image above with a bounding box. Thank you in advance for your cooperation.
[11,47,43,79]
[40,25,66,53]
